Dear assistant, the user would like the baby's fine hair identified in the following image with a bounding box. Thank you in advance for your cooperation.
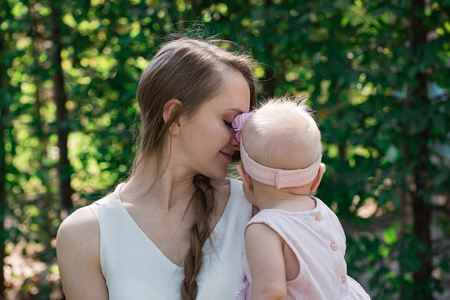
[241,97,323,171]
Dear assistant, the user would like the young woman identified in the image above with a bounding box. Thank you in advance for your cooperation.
[56,38,257,300]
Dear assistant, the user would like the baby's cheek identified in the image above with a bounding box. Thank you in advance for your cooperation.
[243,188,255,206]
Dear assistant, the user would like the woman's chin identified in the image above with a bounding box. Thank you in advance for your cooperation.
[205,169,229,180]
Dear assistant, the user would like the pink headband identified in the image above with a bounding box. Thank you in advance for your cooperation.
[232,112,322,189]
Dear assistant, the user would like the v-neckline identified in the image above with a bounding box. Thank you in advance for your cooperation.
[113,179,235,268]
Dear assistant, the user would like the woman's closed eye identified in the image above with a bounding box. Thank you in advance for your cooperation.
[224,120,233,128]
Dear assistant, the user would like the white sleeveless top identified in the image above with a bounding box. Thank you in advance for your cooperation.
[89,178,252,300]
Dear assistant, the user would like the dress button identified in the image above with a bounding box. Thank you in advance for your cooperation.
[315,214,322,221]
[341,275,346,283]
[330,242,338,251]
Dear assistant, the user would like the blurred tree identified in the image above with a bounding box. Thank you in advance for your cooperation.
[0,13,8,296]
[409,0,432,296]
[50,0,74,216]
[1,0,17,296]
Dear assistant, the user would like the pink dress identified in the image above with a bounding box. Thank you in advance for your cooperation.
[235,197,371,300]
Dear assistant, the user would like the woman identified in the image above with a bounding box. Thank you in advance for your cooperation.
[56,37,257,300]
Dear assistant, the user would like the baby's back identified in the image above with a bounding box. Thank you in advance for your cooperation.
[244,197,370,299]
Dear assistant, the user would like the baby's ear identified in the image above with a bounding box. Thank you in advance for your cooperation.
[236,164,253,192]
[310,163,326,193]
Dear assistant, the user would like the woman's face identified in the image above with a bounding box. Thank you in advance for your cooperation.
[174,68,251,180]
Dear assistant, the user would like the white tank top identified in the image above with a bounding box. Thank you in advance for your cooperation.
[89,178,252,300]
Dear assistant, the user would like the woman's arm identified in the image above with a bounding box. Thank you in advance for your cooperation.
[245,223,287,300]
[56,207,109,300]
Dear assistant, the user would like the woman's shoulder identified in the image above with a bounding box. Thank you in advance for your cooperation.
[56,205,107,299]
[58,205,98,232]
[57,205,100,250]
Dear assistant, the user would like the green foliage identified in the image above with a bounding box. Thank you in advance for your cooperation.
[1,0,449,299]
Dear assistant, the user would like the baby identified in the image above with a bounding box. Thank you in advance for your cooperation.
[233,98,370,299]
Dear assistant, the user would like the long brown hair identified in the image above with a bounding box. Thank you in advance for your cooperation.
[133,38,256,300]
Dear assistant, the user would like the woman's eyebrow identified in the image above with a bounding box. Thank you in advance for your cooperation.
[226,108,244,114]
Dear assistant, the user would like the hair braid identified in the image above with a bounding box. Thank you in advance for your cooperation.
[180,175,216,300]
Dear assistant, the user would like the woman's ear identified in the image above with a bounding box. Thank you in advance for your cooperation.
[163,99,182,134]
[310,163,326,193]
[163,99,182,123]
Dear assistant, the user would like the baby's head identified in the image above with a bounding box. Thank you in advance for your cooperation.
[234,97,324,191]
[242,98,322,171]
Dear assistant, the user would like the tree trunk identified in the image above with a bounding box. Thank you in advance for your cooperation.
[50,0,73,216]
[262,0,276,98]
[263,67,276,98]
[30,2,55,214]
[410,0,433,298]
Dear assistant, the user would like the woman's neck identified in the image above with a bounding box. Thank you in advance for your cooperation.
[120,158,198,212]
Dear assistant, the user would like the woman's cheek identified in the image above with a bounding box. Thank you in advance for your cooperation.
[218,125,233,140]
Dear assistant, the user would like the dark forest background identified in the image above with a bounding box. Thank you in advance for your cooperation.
[1,0,449,299]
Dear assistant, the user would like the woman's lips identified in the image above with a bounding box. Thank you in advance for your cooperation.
[220,151,233,162]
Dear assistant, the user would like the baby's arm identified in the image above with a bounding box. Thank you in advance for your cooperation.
[245,223,287,300]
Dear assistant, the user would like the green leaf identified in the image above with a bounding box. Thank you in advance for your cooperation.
[432,115,447,134]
